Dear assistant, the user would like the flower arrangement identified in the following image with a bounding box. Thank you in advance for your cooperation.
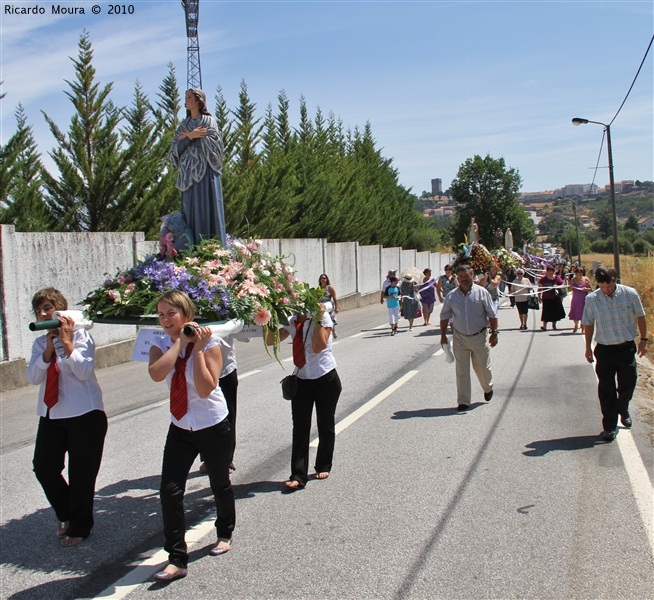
[81,237,322,357]
[453,241,494,275]
[492,247,522,270]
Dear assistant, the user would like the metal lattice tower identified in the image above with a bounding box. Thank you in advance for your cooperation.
[181,0,202,89]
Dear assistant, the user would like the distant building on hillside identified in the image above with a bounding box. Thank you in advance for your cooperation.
[637,216,654,231]
[522,178,644,199]
[431,178,443,196]
[561,183,598,197]
[607,180,636,193]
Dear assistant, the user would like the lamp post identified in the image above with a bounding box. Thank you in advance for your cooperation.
[571,200,582,265]
[571,117,620,278]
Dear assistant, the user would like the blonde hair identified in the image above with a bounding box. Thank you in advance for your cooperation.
[156,290,195,321]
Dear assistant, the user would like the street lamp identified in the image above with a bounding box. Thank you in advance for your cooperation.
[571,117,620,278]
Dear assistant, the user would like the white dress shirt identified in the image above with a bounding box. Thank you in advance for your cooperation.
[284,313,336,380]
[220,335,237,378]
[582,284,645,345]
[27,329,104,419]
[440,284,497,335]
[153,334,229,431]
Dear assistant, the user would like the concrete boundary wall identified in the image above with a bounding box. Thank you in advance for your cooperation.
[324,242,358,298]
[400,249,417,273]
[279,238,326,287]
[358,245,381,295]
[0,226,154,364]
[0,225,453,390]
[416,251,430,272]
[381,247,400,276]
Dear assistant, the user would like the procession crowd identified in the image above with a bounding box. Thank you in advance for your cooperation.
[22,89,647,585]
[25,253,646,582]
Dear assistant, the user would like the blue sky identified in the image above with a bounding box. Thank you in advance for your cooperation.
[1,1,653,194]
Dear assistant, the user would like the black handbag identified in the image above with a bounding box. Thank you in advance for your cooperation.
[280,372,298,400]
[527,294,540,310]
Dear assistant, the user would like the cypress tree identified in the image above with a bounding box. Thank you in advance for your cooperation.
[125,66,182,237]
[41,32,132,231]
[0,104,52,230]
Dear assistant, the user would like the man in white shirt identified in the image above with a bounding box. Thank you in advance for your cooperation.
[582,267,647,441]
[439,265,499,411]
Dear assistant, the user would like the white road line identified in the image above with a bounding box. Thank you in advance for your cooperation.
[310,370,419,447]
[94,518,217,599]
[617,430,654,553]
[239,369,261,379]
[96,368,420,598]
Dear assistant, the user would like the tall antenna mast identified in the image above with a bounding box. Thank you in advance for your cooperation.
[181,0,202,89]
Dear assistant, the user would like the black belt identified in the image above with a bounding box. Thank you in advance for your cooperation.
[457,327,487,336]
[596,340,634,348]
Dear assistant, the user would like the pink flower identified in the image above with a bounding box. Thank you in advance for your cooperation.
[220,265,237,281]
[253,307,271,326]
[108,290,121,303]
[123,283,135,298]
[240,280,268,297]
[207,274,227,286]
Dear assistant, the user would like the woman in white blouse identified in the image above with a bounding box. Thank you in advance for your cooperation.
[268,305,342,491]
[512,268,534,330]
[27,288,107,548]
[148,291,235,581]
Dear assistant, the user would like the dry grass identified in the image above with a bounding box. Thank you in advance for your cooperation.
[582,253,654,444]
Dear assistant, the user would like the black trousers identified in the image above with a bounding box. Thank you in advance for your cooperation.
[219,369,238,464]
[290,369,342,486]
[32,409,108,539]
[594,341,637,431]
[160,419,235,568]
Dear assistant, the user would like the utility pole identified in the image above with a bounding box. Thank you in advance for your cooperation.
[571,201,581,265]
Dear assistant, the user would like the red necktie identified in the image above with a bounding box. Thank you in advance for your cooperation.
[293,321,306,369]
[170,343,194,421]
[44,355,59,409]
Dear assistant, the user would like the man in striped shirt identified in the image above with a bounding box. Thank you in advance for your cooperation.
[582,267,647,442]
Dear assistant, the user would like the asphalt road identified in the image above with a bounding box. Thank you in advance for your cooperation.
[1,300,652,599]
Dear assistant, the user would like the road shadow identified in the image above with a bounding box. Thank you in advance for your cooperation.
[0,468,275,598]
[360,329,393,339]
[523,434,602,456]
[7,575,87,600]
[413,328,440,337]
[391,403,485,419]
[233,479,285,499]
